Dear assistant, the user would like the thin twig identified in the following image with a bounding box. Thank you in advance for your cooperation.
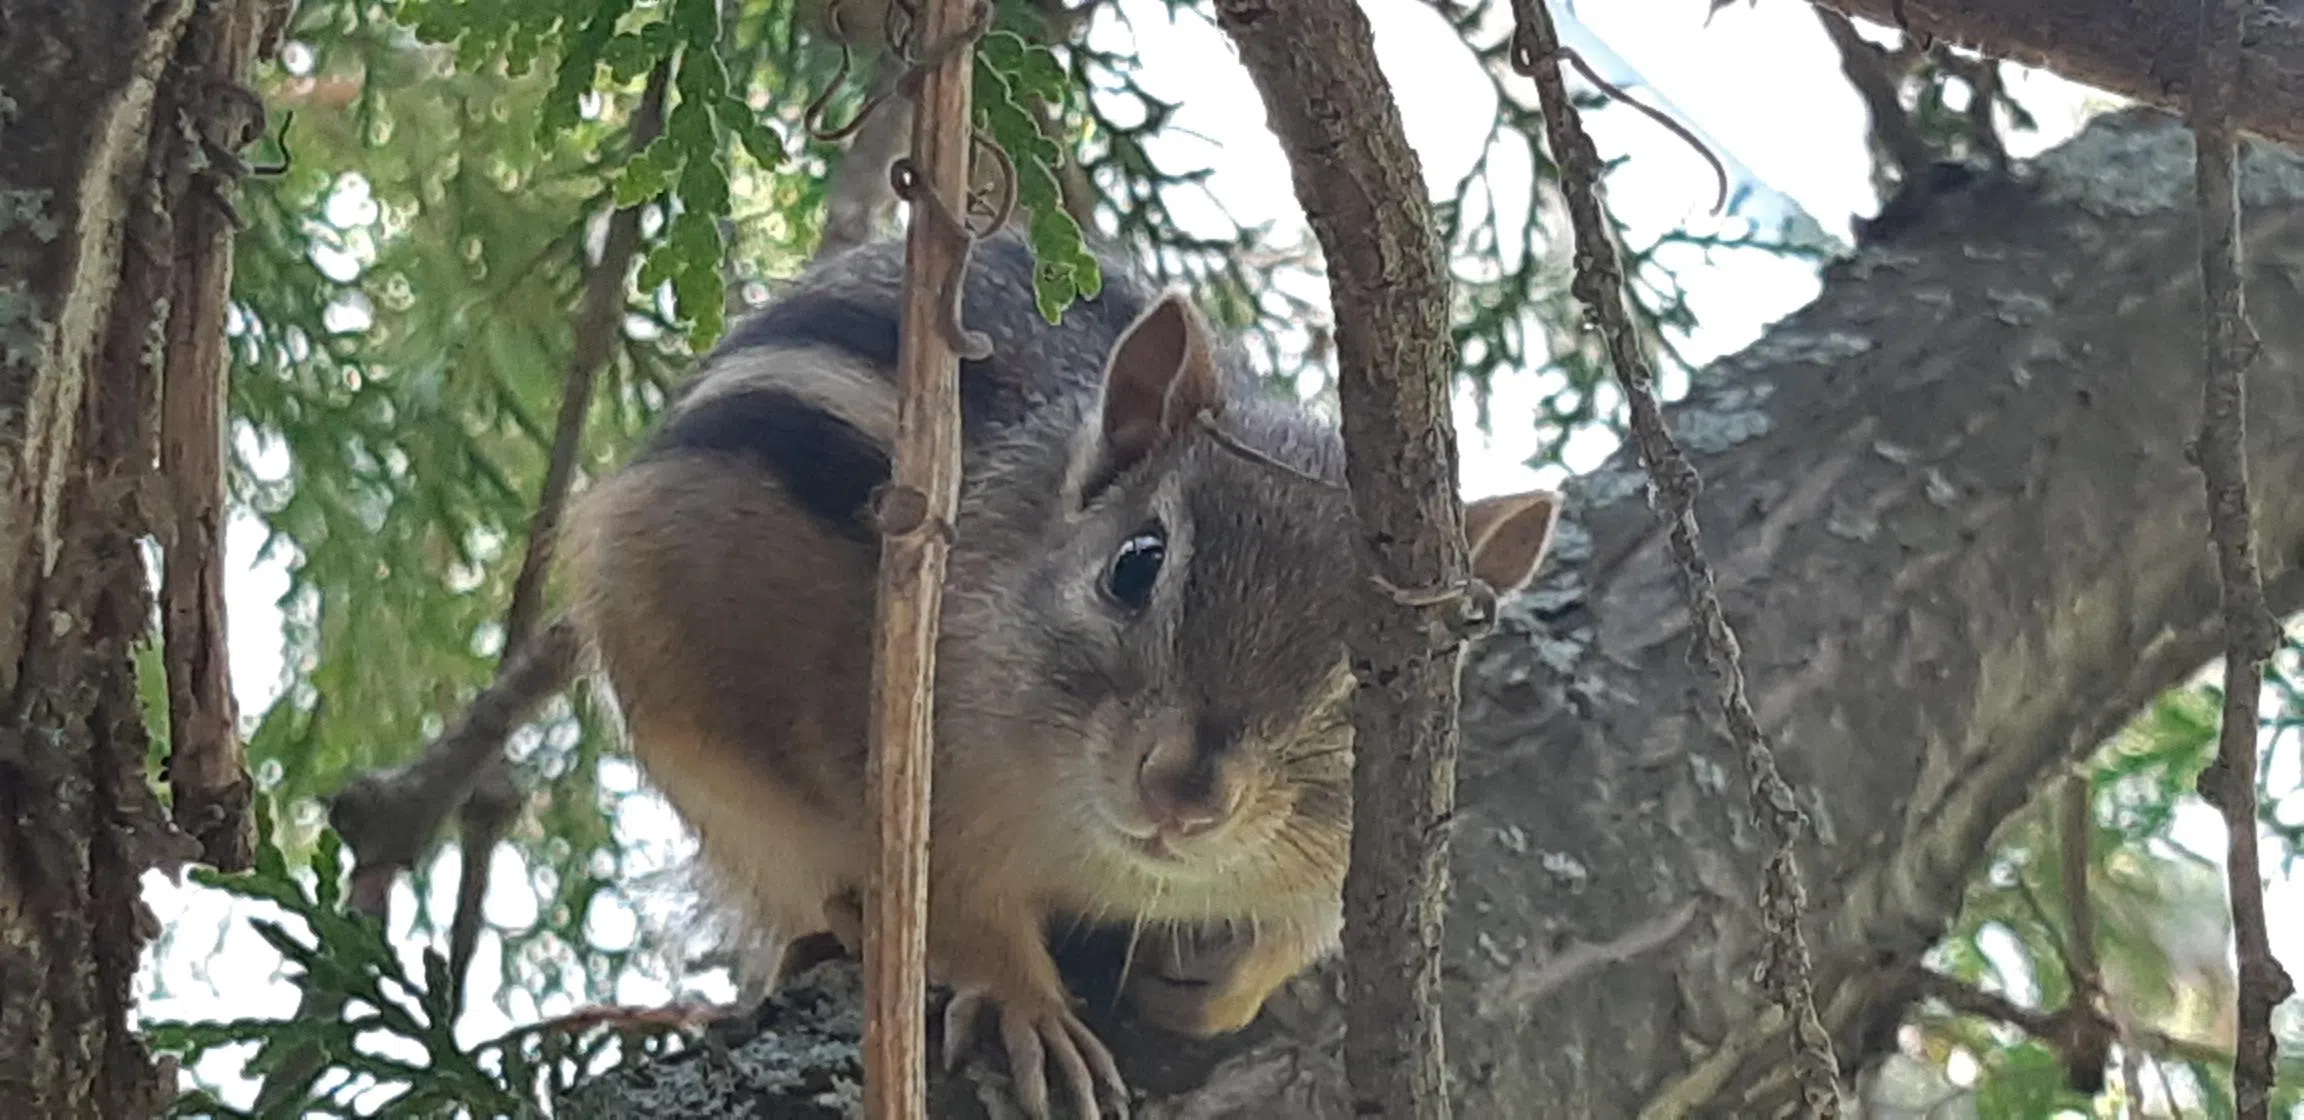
[438,62,669,1013]
[1911,969,2233,1072]
[2057,774,2112,1094]
[2186,1,2296,1116]
[267,617,583,1110]
[864,0,983,1114]
[1507,2,1840,1115]
[1546,46,1726,216]
[816,57,912,261]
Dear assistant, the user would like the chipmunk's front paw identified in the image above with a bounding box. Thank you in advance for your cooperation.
[943,985,1129,1120]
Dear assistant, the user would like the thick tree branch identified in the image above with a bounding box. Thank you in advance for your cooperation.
[157,0,274,874]
[0,0,235,1111]
[556,110,2304,1119]
[2185,2,2296,1116]
[1209,0,1472,1116]
[1809,1,2304,149]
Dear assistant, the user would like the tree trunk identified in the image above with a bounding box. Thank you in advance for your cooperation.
[558,108,2304,1118]
[0,0,258,1114]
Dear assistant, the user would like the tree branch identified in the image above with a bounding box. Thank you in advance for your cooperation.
[1814,7,1933,191]
[1910,970,2232,1075]
[2054,775,2111,1095]
[2185,2,2296,1117]
[864,0,982,1112]
[553,112,2304,1117]
[156,0,273,873]
[273,62,669,1113]
[1509,2,1840,1114]
[1208,0,1470,1115]
[1809,0,2304,149]
[439,61,668,1012]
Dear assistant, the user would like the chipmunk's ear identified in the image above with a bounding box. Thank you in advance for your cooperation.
[1067,292,1222,505]
[1464,490,1564,594]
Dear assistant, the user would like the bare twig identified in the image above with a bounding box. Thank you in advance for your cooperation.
[268,65,668,1110]
[1911,969,2232,1072]
[2056,775,2112,1094]
[2186,2,2296,1116]
[265,616,582,1110]
[864,0,983,1114]
[1545,46,1727,216]
[1507,2,1841,1115]
[438,63,668,1011]
[1209,0,1472,1114]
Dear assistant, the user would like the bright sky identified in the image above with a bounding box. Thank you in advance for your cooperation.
[136,0,2298,1108]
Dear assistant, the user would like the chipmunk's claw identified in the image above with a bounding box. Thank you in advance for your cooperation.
[944,987,1129,1119]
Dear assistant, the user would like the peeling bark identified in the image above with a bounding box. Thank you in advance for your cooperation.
[1,0,267,1114]
[558,110,2304,1118]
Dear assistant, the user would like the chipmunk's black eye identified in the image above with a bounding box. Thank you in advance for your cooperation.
[1103,526,1167,613]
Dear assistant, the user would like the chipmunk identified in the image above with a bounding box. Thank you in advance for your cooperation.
[558,230,1562,1119]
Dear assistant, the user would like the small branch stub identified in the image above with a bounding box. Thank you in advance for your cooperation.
[864,0,983,1116]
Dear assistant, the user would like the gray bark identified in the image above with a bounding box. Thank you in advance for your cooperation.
[558,109,2304,1119]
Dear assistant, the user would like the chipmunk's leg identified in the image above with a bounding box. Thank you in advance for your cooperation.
[771,931,850,985]
[770,885,867,986]
[931,893,1130,1120]
[1125,915,1336,1037]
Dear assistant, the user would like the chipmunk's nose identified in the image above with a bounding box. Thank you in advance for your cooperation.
[1137,740,1232,839]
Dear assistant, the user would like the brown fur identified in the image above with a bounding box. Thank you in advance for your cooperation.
[558,230,1562,1118]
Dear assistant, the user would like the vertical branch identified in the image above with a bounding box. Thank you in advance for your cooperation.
[2056,775,2111,1094]
[864,0,979,1115]
[2187,2,2296,1117]
[439,61,670,1011]
[1506,2,1842,1114]
[159,0,277,873]
[446,60,667,1013]
[1211,0,1469,1115]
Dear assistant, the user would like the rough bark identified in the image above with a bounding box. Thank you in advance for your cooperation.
[1210,0,1471,1116]
[158,0,276,875]
[558,108,2304,1118]
[0,0,262,1115]
[1809,0,2304,149]
[2186,2,2297,1115]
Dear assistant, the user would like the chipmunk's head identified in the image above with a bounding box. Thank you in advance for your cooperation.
[941,289,1562,893]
